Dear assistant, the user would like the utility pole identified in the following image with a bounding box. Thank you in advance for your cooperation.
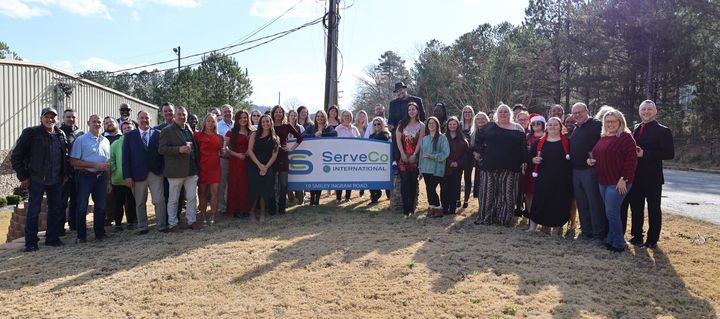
[278,92,281,106]
[323,0,339,111]
[172,46,181,74]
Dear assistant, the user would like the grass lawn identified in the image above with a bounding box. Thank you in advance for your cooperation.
[0,191,718,318]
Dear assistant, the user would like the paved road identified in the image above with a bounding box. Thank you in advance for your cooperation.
[662,169,720,224]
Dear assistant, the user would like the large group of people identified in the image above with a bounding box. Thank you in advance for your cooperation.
[11,82,674,254]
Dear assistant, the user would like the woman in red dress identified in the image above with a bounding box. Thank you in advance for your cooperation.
[194,114,223,224]
[521,115,545,219]
[225,110,254,217]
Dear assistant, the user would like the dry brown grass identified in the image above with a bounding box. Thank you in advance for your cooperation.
[0,191,718,319]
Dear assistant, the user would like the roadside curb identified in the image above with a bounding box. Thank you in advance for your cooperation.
[665,165,720,175]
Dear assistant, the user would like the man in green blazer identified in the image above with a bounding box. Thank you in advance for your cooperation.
[158,106,201,232]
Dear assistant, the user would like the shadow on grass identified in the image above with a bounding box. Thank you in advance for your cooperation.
[0,194,715,318]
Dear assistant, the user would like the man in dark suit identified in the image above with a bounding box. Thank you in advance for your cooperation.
[622,99,675,249]
[123,110,166,234]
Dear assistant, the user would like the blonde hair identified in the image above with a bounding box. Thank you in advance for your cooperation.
[493,104,515,123]
[601,110,630,137]
[470,112,490,148]
[198,113,218,134]
[594,105,617,120]
[355,110,368,131]
[371,116,390,134]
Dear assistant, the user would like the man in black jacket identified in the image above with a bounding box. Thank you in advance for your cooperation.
[569,102,605,245]
[622,100,675,249]
[11,107,69,252]
[59,108,82,233]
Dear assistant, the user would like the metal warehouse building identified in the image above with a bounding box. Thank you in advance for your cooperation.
[0,58,159,196]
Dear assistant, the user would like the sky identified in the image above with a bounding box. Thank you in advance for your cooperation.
[1,0,528,111]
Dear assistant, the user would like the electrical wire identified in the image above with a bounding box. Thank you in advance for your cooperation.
[111,16,324,76]
[108,16,322,74]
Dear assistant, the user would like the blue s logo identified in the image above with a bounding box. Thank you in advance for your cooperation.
[289,150,313,175]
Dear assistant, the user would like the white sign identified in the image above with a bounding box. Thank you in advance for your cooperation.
[288,137,392,190]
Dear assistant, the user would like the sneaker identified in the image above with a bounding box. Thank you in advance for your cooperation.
[23,245,39,252]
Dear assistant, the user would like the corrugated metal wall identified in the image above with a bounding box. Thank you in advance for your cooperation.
[0,61,158,149]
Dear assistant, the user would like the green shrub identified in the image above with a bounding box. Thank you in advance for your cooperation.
[13,187,28,199]
[6,195,21,205]
[0,197,7,207]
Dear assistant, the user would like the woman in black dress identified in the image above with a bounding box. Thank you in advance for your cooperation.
[528,117,573,234]
[247,114,279,223]
[302,110,338,205]
[473,104,526,226]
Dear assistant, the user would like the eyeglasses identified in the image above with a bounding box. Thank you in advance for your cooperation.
[252,114,260,117]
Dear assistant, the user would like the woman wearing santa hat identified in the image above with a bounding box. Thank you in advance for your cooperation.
[527,117,573,234]
[519,114,546,219]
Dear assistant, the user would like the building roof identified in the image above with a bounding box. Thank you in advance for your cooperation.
[0,58,158,110]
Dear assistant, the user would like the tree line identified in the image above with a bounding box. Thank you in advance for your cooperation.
[352,0,720,141]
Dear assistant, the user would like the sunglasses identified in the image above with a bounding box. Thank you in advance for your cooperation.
[252,114,260,117]
[373,123,382,127]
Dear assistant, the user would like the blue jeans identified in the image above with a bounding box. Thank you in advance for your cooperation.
[599,183,632,250]
[75,172,107,240]
[573,169,606,240]
[26,180,63,246]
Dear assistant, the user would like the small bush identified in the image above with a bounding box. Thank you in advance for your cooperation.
[6,195,21,205]
[0,197,7,207]
[13,187,28,200]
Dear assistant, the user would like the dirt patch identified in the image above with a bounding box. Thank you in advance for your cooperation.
[0,193,717,318]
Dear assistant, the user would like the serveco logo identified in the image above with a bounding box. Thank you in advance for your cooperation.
[289,150,313,175]
[321,151,390,163]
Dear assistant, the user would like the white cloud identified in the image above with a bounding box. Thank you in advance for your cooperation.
[249,0,323,18]
[26,0,112,19]
[52,60,74,72]
[131,10,139,21]
[0,0,50,18]
[116,0,200,8]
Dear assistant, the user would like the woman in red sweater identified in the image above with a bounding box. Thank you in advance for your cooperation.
[588,109,637,252]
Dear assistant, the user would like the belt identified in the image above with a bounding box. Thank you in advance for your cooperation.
[76,169,103,175]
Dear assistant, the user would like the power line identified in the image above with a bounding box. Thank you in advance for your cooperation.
[106,16,323,77]
[109,14,321,74]
[219,0,306,54]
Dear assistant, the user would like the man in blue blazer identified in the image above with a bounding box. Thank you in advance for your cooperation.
[122,110,166,234]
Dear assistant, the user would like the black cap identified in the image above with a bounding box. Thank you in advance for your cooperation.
[41,107,58,116]
[393,82,407,93]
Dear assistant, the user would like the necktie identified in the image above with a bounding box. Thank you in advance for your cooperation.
[637,124,645,139]
[142,131,148,147]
